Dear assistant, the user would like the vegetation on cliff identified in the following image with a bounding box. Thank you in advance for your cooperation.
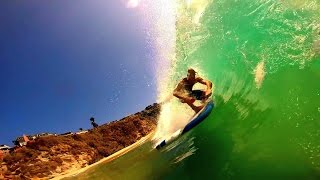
[0,103,160,179]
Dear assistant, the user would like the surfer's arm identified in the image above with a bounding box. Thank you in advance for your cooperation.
[173,81,194,102]
[197,77,213,96]
[173,92,191,100]
[173,82,186,98]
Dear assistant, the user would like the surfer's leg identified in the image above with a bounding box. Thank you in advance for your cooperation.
[191,90,205,100]
[186,102,204,113]
[188,90,206,112]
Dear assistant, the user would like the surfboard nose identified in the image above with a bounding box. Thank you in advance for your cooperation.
[156,140,166,150]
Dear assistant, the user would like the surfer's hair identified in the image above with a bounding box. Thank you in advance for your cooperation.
[188,68,196,74]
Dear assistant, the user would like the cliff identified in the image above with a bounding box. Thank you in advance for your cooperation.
[0,103,160,179]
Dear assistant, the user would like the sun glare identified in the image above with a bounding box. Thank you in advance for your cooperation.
[127,0,141,8]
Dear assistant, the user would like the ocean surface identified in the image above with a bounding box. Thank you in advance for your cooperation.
[66,0,320,179]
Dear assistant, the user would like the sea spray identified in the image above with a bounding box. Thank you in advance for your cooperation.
[151,0,213,144]
[141,0,177,100]
[254,61,266,89]
[137,0,184,143]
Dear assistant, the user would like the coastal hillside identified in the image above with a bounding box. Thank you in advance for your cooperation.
[0,103,160,179]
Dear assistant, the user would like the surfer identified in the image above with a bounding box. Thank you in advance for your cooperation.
[173,68,213,112]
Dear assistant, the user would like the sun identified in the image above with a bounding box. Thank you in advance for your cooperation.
[126,0,141,8]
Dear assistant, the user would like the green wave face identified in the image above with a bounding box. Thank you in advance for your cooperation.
[171,0,320,179]
[67,0,320,180]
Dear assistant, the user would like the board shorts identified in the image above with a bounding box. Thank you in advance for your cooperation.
[189,90,206,100]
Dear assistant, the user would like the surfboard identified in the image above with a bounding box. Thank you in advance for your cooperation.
[156,99,214,150]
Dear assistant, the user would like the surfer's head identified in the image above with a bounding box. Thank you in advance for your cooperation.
[187,68,196,81]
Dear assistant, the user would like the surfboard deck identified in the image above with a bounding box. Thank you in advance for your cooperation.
[156,99,214,150]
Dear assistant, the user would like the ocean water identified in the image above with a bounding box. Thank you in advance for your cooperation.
[66,0,320,179]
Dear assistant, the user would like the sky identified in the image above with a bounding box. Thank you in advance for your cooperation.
[0,1,157,146]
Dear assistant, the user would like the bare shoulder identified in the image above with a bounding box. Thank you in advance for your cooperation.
[179,78,188,84]
[196,76,204,82]
[196,77,212,85]
[175,78,187,90]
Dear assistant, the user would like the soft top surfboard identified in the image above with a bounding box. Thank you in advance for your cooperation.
[156,99,214,150]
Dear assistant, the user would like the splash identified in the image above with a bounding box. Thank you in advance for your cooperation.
[141,0,177,101]
[150,0,212,144]
[183,0,211,25]
[152,101,194,144]
[254,61,266,89]
[139,0,184,143]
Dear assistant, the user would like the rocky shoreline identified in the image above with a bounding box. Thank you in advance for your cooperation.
[51,132,154,180]
[0,103,160,179]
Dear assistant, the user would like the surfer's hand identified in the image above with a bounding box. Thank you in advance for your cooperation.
[205,90,212,98]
